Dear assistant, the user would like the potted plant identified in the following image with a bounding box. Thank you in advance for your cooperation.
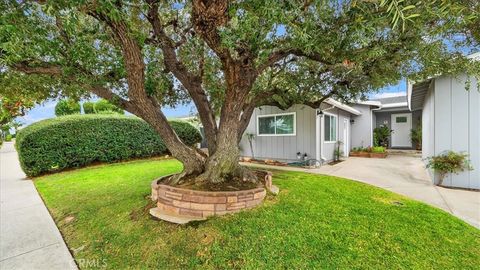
[410,126,422,150]
[373,125,392,148]
[425,151,473,186]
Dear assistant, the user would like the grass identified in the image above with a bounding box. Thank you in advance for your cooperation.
[35,158,480,269]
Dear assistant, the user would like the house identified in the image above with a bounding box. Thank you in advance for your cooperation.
[238,55,478,189]
[408,67,479,189]
[239,99,361,164]
[238,95,423,164]
[350,96,422,150]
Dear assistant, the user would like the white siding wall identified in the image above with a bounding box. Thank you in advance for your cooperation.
[322,107,351,161]
[351,104,373,148]
[431,75,480,189]
[239,105,317,162]
[239,104,354,163]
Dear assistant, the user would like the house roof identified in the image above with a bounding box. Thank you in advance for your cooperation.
[372,96,407,104]
[325,98,362,116]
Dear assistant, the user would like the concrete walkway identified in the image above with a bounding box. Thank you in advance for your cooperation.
[0,142,77,270]
[243,154,480,229]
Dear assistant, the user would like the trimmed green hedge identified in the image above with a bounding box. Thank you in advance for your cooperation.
[16,114,201,176]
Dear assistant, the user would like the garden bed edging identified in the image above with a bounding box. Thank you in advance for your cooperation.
[150,173,274,223]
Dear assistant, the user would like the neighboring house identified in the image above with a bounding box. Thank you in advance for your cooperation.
[408,69,479,189]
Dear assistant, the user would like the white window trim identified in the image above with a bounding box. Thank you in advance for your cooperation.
[323,112,337,143]
[256,112,296,136]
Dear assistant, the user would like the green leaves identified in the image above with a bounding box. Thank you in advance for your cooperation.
[380,0,419,31]
[16,114,202,176]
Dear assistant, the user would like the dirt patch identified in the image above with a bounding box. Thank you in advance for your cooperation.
[169,170,268,192]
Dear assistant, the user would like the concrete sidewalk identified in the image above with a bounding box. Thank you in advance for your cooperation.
[243,155,480,229]
[0,142,77,270]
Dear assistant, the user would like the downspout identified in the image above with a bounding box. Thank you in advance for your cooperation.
[371,106,382,146]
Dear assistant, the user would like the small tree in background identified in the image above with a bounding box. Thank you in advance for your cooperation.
[55,99,81,116]
[83,99,124,114]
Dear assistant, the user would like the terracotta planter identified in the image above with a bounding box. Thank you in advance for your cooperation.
[350,151,370,157]
[369,152,387,158]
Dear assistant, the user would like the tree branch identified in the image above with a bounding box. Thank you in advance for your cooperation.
[146,0,219,154]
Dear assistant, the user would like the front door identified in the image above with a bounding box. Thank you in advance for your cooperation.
[391,113,412,148]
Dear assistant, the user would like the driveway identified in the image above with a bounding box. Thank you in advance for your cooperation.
[0,142,77,269]
[243,154,480,229]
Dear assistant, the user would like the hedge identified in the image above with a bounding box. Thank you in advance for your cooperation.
[16,114,202,176]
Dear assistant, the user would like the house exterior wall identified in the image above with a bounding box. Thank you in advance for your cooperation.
[239,104,354,163]
[374,109,422,148]
[350,104,373,148]
[239,105,317,162]
[322,107,351,161]
[427,75,480,189]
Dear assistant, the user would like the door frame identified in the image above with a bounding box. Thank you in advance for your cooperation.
[343,118,349,157]
[390,113,412,148]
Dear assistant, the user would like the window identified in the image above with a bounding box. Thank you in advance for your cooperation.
[396,116,407,123]
[324,114,337,142]
[257,113,295,136]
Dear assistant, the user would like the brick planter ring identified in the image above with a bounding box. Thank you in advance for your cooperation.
[150,176,267,224]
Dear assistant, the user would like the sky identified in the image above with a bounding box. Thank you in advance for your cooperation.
[16,80,408,127]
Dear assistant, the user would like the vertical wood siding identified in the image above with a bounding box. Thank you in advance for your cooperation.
[239,105,317,162]
[432,75,479,189]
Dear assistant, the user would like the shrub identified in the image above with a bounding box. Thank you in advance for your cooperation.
[83,99,124,114]
[410,125,422,150]
[16,114,201,176]
[55,99,81,116]
[425,151,473,185]
[5,134,12,142]
[373,125,391,147]
[372,146,385,153]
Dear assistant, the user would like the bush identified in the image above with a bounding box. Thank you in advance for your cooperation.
[5,134,12,142]
[83,99,124,114]
[373,125,391,147]
[425,151,473,185]
[410,126,422,149]
[55,99,81,116]
[371,146,385,153]
[16,114,202,176]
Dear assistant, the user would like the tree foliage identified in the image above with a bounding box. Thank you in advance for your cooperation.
[54,99,81,116]
[83,99,124,114]
[0,0,479,184]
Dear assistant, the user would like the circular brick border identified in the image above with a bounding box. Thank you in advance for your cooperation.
[151,175,268,220]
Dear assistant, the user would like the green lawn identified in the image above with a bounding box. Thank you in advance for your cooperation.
[35,159,480,269]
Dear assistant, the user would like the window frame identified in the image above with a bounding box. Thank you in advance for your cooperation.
[324,112,337,143]
[256,112,296,137]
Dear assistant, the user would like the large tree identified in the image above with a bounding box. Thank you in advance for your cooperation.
[1,0,479,184]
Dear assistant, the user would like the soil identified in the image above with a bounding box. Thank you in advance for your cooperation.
[328,160,344,165]
[164,170,268,192]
